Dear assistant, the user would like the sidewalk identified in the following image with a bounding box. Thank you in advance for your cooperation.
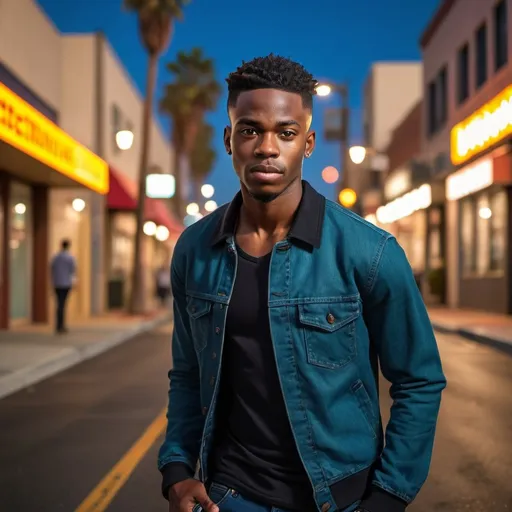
[429,307,512,353]
[0,309,172,400]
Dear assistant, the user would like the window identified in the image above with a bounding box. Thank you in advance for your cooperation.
[437,66,448,126]
[427,80,437,136]
[461,198,476,274]
[461,190,507,276]
[458,43,469,103]
[494,0,508,70]
[475,23,487,88]
[427,65,448,136]
[476,195,491,275]
[489,190,507,271]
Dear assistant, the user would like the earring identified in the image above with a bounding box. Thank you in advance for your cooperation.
[227,150,232,155]
[305,153,310,158]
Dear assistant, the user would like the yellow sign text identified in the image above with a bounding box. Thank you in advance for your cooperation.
[0,83,108,194]
[451,85,512,166]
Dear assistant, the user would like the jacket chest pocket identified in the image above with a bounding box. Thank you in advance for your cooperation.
[186,296,214,352]
[298,298,360,369]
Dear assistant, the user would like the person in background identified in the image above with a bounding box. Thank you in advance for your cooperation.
[50,239,76,334]
[156,264,171,306]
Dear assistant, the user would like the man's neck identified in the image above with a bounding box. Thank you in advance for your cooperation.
[239,179,303,238]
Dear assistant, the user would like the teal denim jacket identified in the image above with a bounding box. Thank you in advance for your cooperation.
[158,181,446,511]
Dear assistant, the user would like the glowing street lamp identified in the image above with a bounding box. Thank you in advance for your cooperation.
[205,200,218,212]
[186,202,200,216]
[316,84,332,97]
[349,146,367,165]
[116,130,134,150]
[201,184,215,199]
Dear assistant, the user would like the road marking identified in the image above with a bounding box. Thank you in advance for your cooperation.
[75,407,167,512]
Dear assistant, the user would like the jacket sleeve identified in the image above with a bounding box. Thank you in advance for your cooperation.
[360,235,447,510]
[157,242,203,498]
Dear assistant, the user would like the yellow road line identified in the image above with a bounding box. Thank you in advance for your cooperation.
[75,408,167,512]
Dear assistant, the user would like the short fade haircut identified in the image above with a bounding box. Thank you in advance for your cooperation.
[226,54,318,111]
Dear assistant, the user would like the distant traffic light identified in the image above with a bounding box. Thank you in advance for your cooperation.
[338,188,357,208]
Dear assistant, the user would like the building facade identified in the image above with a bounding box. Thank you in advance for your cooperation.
[355,62,423,217]
[0,0,181,327]
[0,0,108,328]
[421,0,512,313]
[376,101,446,304]
[61,33,181,311]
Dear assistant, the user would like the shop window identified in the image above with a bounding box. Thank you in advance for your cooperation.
[462,190,507,277]
[494,0,508,71]
[489,190,507,271]
[461,198,476,274]
[475,23,487,89]
[476,195,491,275]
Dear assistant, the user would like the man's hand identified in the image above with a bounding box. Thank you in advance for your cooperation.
[168,479,219,512]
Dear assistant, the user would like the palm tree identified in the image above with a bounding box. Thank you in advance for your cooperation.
[124,0,188,314]
[160,48,220,218]
[190,121,216,204]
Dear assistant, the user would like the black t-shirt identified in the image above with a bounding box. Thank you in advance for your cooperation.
[209,246,316,511]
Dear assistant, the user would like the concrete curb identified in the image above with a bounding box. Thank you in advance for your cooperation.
[432,322,512,356]
[0,312,172,401]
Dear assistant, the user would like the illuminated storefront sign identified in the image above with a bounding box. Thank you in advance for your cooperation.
[451,85,512,166]
[376,184,432,224]
[446,157,493,201]
[0,83,108,194]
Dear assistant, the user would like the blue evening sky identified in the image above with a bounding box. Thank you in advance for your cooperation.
[38,0,439,206]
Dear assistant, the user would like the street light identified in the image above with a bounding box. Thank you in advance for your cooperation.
[116,130,134,150]
[349,146,367,165]
[316,81,350,194]
[205,200,218,212]
[186,202,200,216]
[316,84,332,97]
[201,184,215,199]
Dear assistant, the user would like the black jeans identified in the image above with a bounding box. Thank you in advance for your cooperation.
[55,287,70,332]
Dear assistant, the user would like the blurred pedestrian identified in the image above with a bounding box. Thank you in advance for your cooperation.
[156,265,171,306]
[159,55,446,512]
[50,239,76,334]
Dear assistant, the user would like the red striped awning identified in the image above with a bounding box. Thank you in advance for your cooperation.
[107,166,183,235]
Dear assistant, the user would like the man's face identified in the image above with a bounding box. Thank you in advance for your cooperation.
[224,89,316,202]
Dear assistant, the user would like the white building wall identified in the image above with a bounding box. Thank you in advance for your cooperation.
[0,0,62,111]
[102,39,173,181]
[60,35,96,150]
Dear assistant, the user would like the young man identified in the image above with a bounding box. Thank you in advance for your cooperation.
[50,238,76,334]
[159,55,446,512]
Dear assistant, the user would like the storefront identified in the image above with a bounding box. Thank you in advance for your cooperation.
[376,169,446,303]
[106,166,182,309]
[446,84,512,314]
[0,81,108,328]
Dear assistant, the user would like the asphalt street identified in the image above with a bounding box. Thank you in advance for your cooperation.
[0,324,510,512]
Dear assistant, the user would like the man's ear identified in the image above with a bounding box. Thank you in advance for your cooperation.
[224,126,232,155]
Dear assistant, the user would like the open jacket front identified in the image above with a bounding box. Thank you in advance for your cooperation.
[158,181,446,512]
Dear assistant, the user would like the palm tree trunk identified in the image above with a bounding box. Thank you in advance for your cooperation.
[129,51,158,315]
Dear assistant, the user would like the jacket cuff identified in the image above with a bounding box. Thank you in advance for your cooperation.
[161,462,195,500]
[359,485,407,512]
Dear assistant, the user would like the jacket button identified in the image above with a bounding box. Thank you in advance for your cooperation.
[321,503,331,512]
[215,327,221,334]
[202,406,208,415]
[326,313,335,324]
